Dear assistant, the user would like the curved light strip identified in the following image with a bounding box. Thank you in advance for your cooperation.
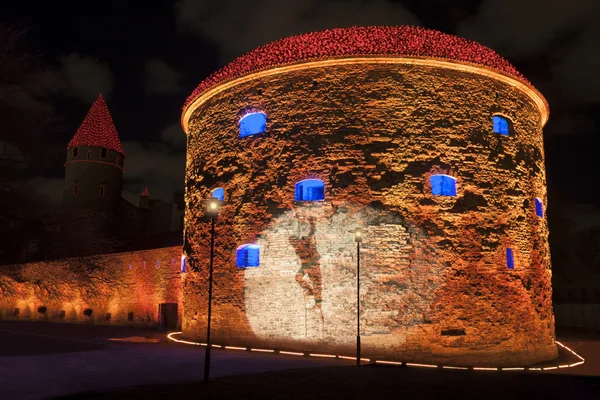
[167,332,583,371]
[182,57,549,133]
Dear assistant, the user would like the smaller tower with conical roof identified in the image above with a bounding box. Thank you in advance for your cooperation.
[140,187,150,210]
[63,94,125,235]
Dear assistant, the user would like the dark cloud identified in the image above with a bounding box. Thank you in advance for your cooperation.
[457,0,600,104]
[121,140,185,205]
[175,0,420,60]
[457,0,599,57]
[60,53,114,102]
[550,27,600,104]
[160,123,187,150]
[144,59,182,95]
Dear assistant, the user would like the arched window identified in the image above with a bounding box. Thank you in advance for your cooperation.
[493,115,510,136]
[535,198,544,218]
[101,147,107,158]
[294,179,325,202]
[73,147,79,158]
[430,174,457,196]
[506,248,515,269]
[211,187,225,201]
[239,112,267,138]
[236,244,260,268]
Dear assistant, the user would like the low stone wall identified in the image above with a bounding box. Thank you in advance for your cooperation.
[0,246,183,328]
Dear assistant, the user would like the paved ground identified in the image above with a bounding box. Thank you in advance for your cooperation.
[0,321,598,400]
[0,321,341,400]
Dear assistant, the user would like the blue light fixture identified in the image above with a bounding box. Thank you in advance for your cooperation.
[506,248,514,269]
[211,187,225,201]
[493,115,509,136]
[294,179,325,202]
[535,198,544,218]
[236,244,260,268]
[239,112,267,138]
[430,174,457,196]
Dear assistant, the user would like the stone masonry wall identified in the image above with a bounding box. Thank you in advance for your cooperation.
[182,60,556,366]
[0,246,182,328]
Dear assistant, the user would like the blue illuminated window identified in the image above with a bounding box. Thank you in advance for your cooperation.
[535,198,543,218]
[294,179,325,202]
[236,244,260,268]
[239,112,267,138]
[211,187,225,201]
[430,174,457,196]
[506,248,514,269]
[181,255,187,273]
[493,115,510,136]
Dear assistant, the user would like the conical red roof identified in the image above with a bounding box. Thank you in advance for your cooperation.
[67,94,125,156]
[141,187,150,197]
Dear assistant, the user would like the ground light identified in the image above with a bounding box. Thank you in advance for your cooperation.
[167,332,584,371]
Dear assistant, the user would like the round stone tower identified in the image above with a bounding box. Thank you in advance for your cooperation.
[63,94,125,235]
[181,26,555,367]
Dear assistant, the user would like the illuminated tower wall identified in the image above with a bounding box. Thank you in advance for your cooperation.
[181,27,556,367]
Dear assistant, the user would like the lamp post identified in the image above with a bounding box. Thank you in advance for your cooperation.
[202,197,222,383]
[350,227,363,366]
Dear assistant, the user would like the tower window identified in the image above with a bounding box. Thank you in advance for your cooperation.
[506,248,515,269]
[493,115,510,136]
[239,111,267,138]
[294,179,325,202]
[101,148,107,158]
[236,244,260,268]
[181,255,187,273]
[99,185,105,198]
[87,151,91,160]
[72,147,79,158]
[211,187,225,201]
[73,183,79,196]
[430,174,457,196]
[535,198,544,218]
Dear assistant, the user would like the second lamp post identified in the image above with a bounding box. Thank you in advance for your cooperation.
[351,227,363,366]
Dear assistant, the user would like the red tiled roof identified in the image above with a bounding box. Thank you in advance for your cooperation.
[184,26,527,109]
[68,94,125,156]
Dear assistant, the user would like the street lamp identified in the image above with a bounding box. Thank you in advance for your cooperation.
[202,196,223,383]
[349,227,363,366]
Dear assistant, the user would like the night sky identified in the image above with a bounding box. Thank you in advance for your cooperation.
[1,0,599,278]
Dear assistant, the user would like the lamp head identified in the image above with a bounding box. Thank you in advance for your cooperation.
[204,197,223,217]
[349,227,363,243]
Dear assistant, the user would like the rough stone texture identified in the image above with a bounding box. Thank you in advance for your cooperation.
[0,246,182,328]
[182,60,557,366]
